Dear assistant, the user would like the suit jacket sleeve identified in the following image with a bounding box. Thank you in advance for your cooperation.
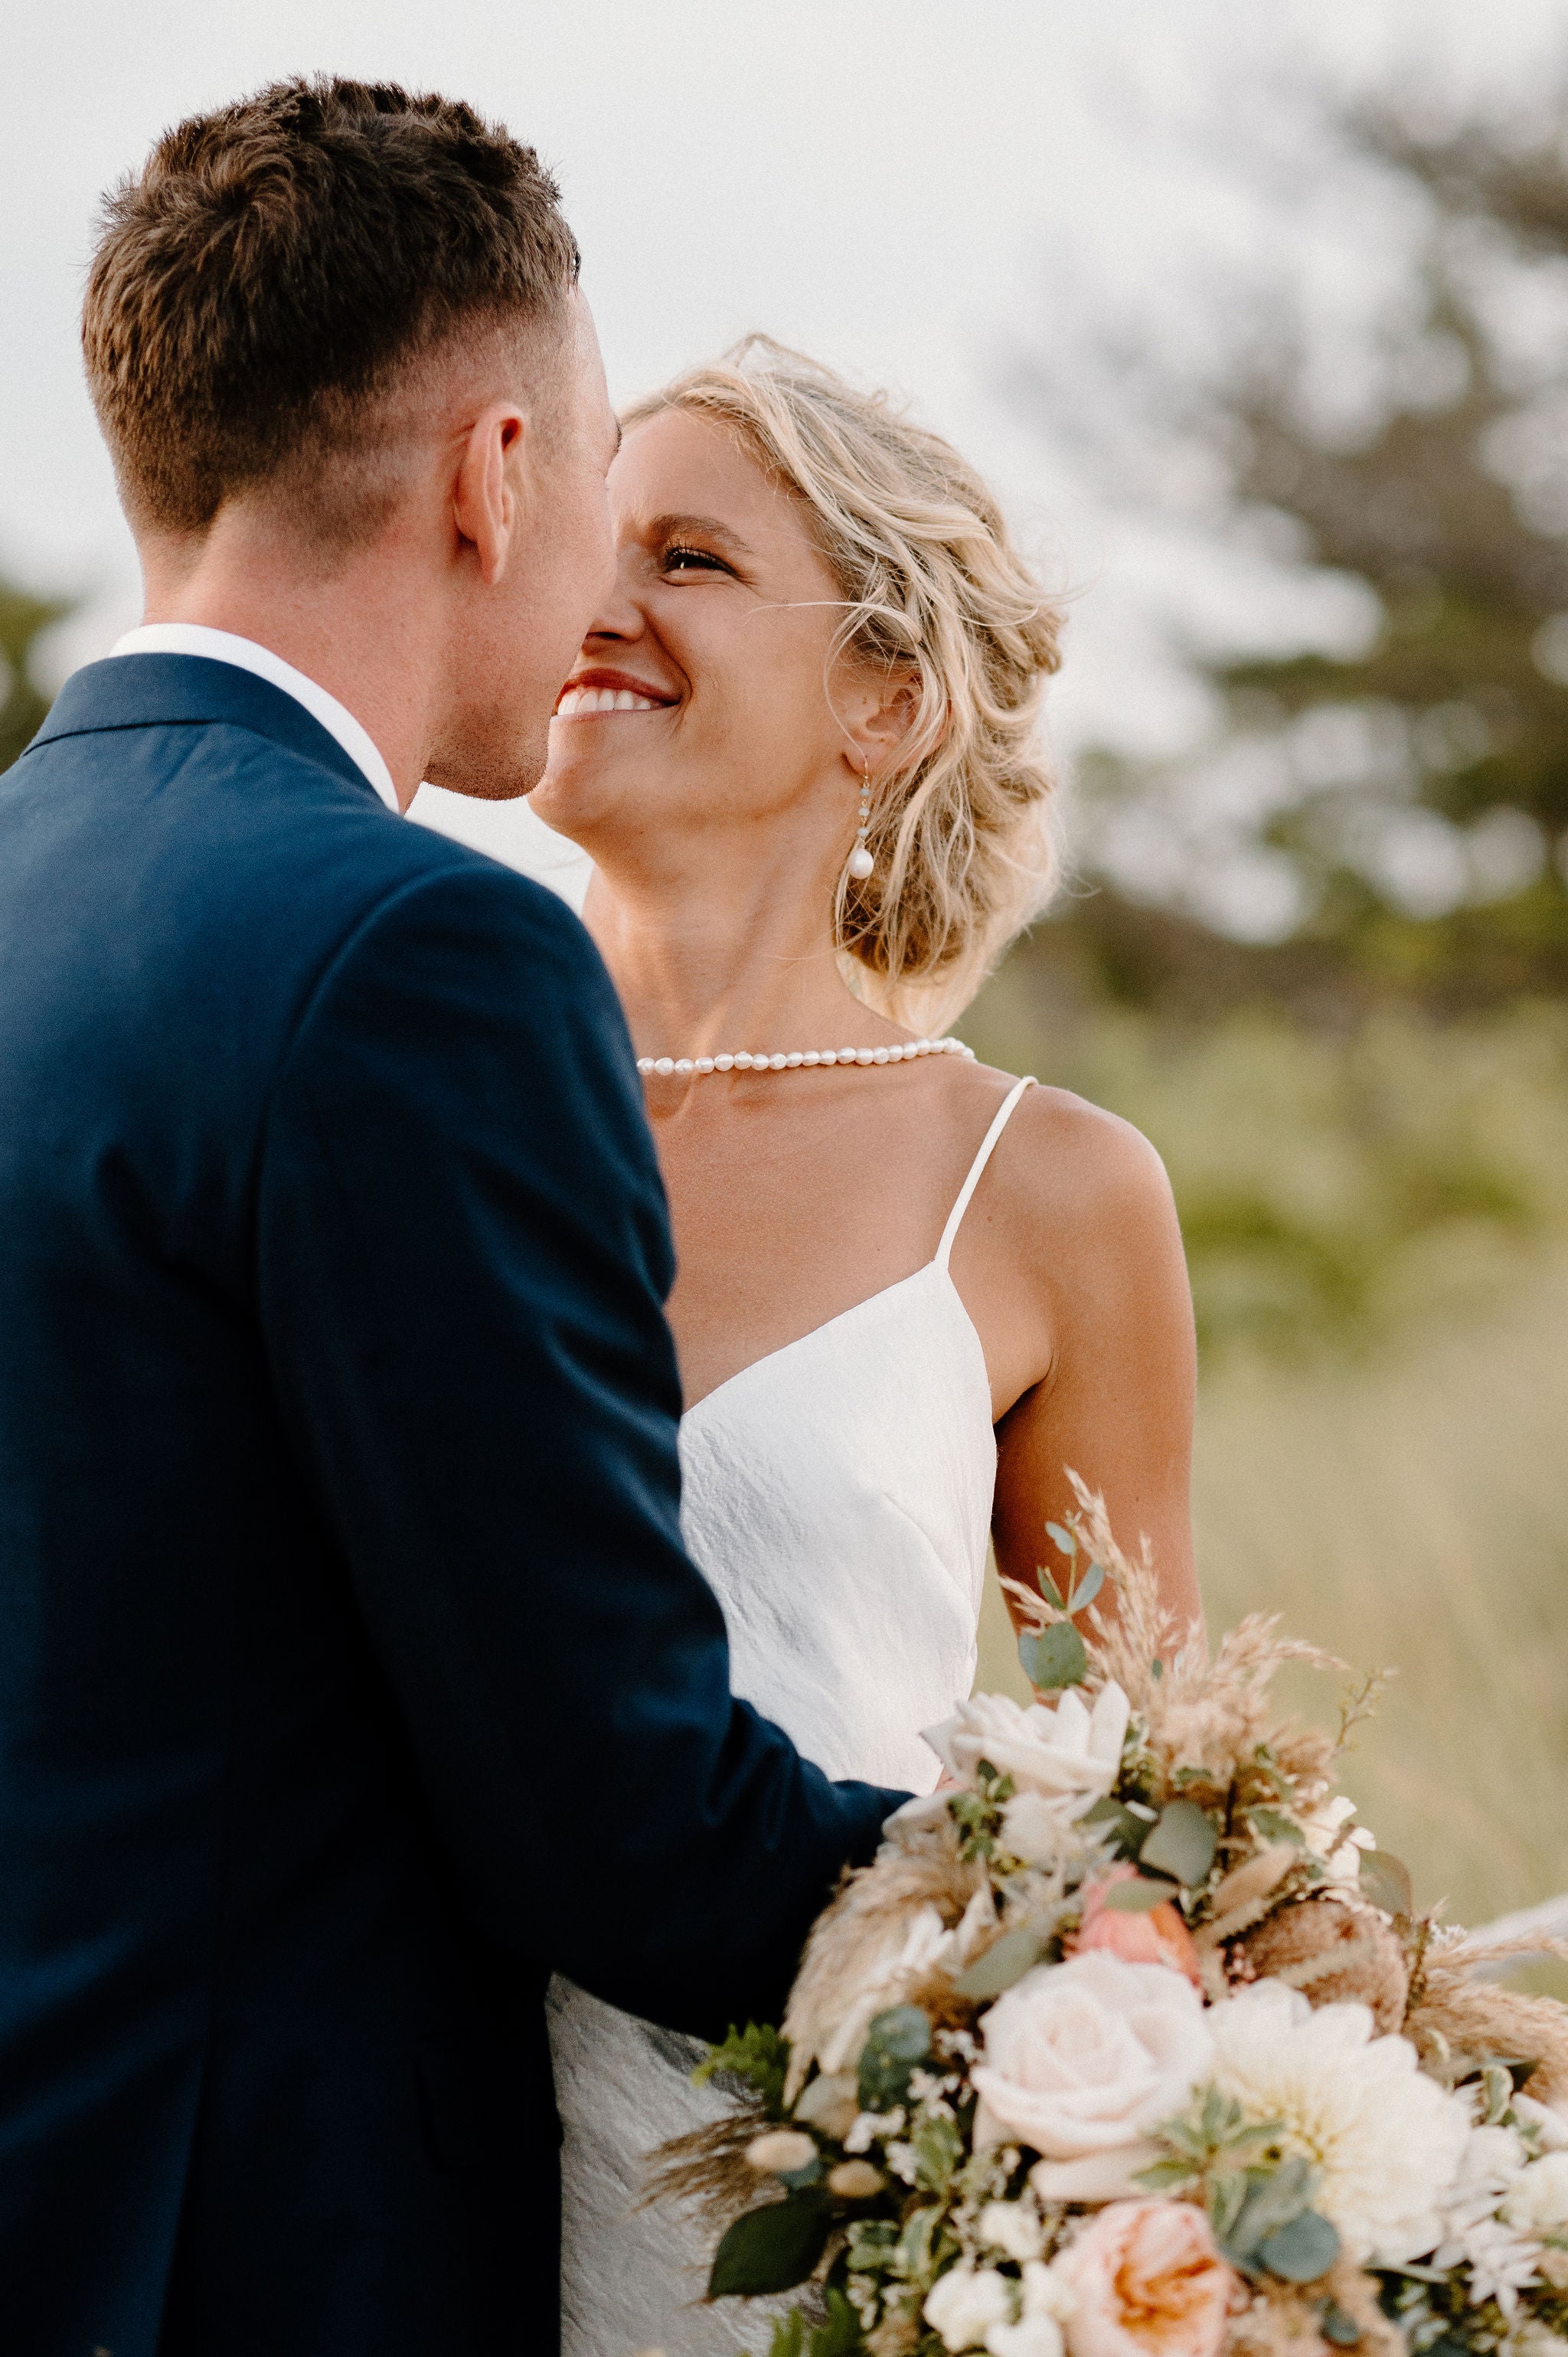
[255,859,902,2032]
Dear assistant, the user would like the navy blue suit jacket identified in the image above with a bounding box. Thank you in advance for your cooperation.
[0,657,901,2357]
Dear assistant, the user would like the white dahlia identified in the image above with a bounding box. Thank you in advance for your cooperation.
[1205,1979,1469,2264]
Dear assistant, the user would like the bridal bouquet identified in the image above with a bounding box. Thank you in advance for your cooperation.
[650,1480,1568,2357]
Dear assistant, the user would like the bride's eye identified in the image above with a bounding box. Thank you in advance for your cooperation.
[662,542,732,577]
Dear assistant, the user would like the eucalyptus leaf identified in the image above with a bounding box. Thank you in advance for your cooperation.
[1102,1873,1180,1913]
[957,1924,1050,2000]
[857,2005,931,2113]
[1081,1795,1128,1826]
[1222,2157,1318,2262]
[1252,2154,1317,2225]
[911,2110,964,2194]
[1257,2210,1341,2284]
[1247,1807,1305,1848]
[1138,1800,1219,1888]
[1321,2300,1361,2347]
[1080,1797,1151,1858]
[709,2192,831,2297]
[845,2220,898,2272]
[1063,1559,1106,1617]
[897,2204,945,2281]
[1018,1621,1088,1692]
[1357,1848,1413,1918]
[1045,1522,1078,1558]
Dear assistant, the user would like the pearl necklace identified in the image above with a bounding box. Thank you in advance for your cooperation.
[636,1035,975,1078]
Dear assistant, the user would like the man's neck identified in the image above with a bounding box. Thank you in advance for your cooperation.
[139,518,439,811]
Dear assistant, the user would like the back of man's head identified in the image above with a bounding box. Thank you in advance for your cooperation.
[84,77,580,552]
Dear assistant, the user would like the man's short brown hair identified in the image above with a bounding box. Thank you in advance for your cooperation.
[83,77,580,543]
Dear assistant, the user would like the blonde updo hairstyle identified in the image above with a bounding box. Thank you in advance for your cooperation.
[621,338,1065,1028]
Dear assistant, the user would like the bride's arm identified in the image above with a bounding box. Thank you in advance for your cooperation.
[974,1085,1202,1636]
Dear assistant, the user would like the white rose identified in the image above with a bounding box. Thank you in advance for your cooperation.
[925,1685,1131,1806]
[979,2200,1047,2263]
[925,2264,1016,2352]
[969,1952,1213,2196]
[1504,2154,1568,2236]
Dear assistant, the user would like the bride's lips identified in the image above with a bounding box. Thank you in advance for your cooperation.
[554,668,679,718]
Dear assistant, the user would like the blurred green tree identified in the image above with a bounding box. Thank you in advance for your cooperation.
[0,577,72,774]
[1030,98,1568,1019]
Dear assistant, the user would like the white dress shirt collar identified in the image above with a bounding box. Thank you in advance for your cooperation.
[109,623,401,814]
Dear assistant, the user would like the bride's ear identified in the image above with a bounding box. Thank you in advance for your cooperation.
[452,402,528,586]
[841,673,921,777]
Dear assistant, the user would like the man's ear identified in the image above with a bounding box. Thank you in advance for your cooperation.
[452,403,528,587]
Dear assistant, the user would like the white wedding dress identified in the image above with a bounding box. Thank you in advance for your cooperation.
[548,1077,1034,2356]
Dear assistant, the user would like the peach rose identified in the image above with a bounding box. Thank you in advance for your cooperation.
[1073,1868,1202,1989]
[1058,2202,1233,2357]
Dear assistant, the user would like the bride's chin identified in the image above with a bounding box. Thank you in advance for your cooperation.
[527,765,590,825]
[527,773,623,854]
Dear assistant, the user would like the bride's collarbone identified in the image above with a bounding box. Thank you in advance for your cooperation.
[657,1064,1054,1416]
[659,1069,1004,1280]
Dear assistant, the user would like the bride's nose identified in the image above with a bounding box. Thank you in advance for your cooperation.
[580,556,648,649]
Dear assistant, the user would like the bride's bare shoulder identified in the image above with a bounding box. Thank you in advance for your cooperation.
[959,1064,1180,1264]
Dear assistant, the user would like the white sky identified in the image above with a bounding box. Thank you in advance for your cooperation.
[5,0,1566,874]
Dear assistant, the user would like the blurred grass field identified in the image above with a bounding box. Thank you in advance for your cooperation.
[970,988,1568,1931]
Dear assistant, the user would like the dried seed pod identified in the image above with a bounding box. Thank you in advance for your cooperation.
[827,2160,886,2199]
[1236,1896,1410,2033]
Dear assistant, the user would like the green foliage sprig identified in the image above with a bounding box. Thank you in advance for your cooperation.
[694,2022,791,2120]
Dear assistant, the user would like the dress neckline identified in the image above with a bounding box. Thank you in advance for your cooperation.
[680,1077,1034,1428]
[682,1262,960,1427]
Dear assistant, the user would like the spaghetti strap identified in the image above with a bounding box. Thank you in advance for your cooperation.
[933,1076,1034,1270]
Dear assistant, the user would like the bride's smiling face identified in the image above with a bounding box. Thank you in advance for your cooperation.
[531,407,880,874]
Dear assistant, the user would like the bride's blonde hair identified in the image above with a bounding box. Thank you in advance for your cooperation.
[622,338,1066,1028]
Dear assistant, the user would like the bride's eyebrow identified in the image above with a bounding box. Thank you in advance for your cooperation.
[647,512,756,559]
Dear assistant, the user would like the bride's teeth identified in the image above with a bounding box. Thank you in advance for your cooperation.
[555,684,665,715]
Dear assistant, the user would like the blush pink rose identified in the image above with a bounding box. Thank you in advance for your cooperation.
[1058,2201,1234,2357]
[1073,1868,1202,1989]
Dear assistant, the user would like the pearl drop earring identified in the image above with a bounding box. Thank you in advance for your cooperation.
[847,762,874,882]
